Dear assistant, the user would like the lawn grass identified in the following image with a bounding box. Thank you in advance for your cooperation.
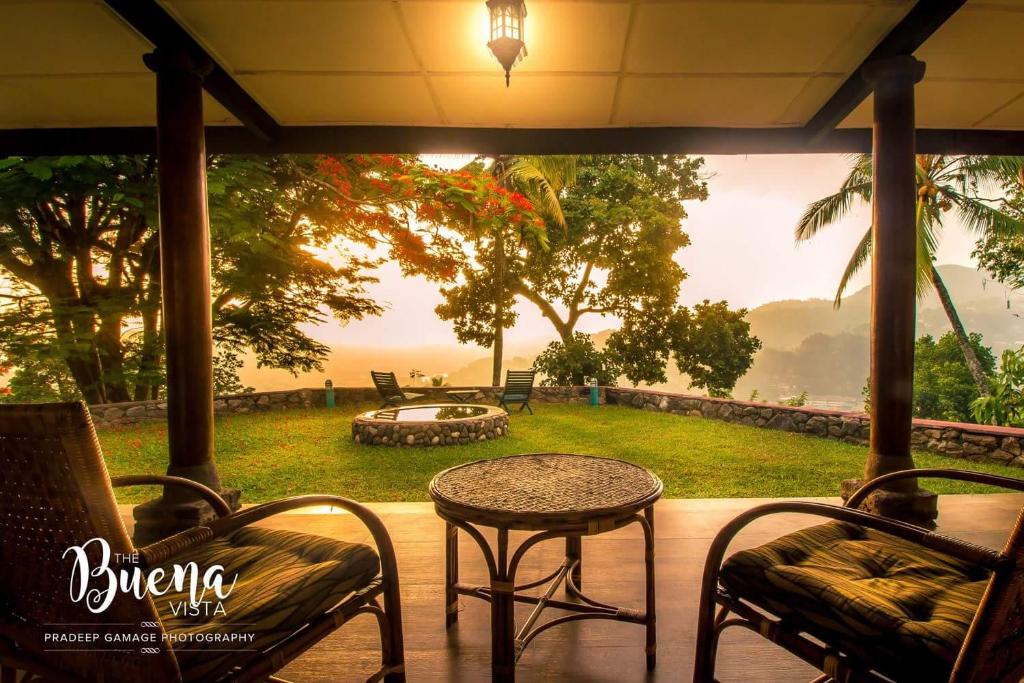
[97,402,1024,503]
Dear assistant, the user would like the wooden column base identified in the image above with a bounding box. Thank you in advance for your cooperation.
[131,488,241,545]
[841,478,937,529]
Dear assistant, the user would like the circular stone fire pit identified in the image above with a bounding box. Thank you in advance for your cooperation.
[352,404,509,447]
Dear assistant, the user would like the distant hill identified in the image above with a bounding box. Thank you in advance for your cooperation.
[736,264,1023,404]
[747,264,1024,353]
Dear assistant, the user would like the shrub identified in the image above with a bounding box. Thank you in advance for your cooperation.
[972,347,1024,427]
[781,391,808,407]
[532,333,619,387]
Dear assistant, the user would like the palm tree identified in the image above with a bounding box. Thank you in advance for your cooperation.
[480,155,578,386]
[797,154,1024,396]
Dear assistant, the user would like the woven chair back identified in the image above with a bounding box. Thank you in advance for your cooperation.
[504,370,536,397]
[0,402,180,682]
[371,371,405,401]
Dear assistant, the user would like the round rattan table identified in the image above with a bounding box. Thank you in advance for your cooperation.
[429,453,663,683]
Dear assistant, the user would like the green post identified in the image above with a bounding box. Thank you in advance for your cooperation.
[325,379,335,408]
[589,377,599,406]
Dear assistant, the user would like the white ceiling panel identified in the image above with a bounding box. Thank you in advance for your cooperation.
[432,74,616,126]
[240,74,440,124]
[614,75,811,127]
[0,73,235,128]
[0,1,149,76]
[166,0,420,73]
[624,2,908,75]
[980,92,1024,129]
[916,2,1024,81]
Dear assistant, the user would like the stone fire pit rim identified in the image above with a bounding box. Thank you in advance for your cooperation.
[353,403,508,425]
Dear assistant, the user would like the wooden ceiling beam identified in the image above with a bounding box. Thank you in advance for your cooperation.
[803,0,966,140]
[3,125,1024,157]
[102,0,280,142]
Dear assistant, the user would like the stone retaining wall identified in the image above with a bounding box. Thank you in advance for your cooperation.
[89,384,600,427]
[605,387,1024,469]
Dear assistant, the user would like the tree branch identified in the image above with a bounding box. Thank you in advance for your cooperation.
[513,281,570,339]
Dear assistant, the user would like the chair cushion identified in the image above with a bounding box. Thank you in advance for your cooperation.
[720,521,989,681]
[156,527,380,681]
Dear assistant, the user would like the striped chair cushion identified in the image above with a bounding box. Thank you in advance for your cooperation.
[720,521,989,681]
[155,527,380,681]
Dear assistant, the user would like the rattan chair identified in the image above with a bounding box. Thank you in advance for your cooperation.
[0,402,405,683]
[371,371,424,408]
[694,468,1024,683]
[497,370,536,414]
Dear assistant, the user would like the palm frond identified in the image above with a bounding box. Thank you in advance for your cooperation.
[834,226,872,308]
[502,156,578,229]
[955,195,1024,238]
[957,155,1024,182]
[795,155,871,242]
[915,200,940,297]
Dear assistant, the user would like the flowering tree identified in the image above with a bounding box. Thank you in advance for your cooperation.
[311,154,545,282]
[0,153,543,403]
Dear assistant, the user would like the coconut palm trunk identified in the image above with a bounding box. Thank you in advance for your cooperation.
[929,264,991,396]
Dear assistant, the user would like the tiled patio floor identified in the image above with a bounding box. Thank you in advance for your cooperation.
[123,493,1022,682]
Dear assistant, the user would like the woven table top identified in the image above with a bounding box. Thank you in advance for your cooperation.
[429,453,662,528]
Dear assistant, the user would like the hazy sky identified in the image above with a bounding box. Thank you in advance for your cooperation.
[313,154,981,350]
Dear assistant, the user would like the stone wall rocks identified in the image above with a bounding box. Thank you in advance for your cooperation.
[605,387,1024,469]
[89,385,598,427]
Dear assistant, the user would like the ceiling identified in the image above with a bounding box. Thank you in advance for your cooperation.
[1,0,1023,132]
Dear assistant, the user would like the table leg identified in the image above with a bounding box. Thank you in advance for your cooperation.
[492,528,516,683]
[565,535,582,594]
[445,522,459,628]
[644,505,657,671]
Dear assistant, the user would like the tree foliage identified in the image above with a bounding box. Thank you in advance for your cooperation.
[972,346,1024,427]
[605,299,761,397]
[670,300,762,397]
[531,332,619,386]
[973,164,1024,290]
[0,153,530,403]
[913,332,995,422]
[213,350,254,396]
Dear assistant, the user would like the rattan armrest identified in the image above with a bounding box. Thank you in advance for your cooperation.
[136,526,217,568]
[404,392,424,399]
[111,476,229,568]
[846,468,1024,509]
[111,474,232,516]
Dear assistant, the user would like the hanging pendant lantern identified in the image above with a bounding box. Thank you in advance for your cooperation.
[486,0,527,87]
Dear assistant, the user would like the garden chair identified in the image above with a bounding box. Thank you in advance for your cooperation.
[0,402,405,683]
[497,369,536,414]
[694,468,1024,683]
[371,371,424,408]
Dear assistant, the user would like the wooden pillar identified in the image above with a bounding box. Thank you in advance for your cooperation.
[132,47,238,543]
[841,55,937,526]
